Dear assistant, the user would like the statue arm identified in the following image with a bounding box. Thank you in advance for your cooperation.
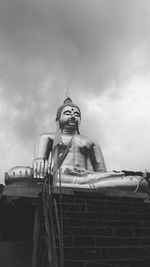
[90,142,106,172]
[34,134,53,160]
[33,133,53,178]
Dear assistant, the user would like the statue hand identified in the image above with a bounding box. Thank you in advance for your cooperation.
[33,158,48,178]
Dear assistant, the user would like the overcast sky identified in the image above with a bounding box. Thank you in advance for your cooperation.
[0,0,150,183]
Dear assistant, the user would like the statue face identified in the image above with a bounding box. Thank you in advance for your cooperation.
[59,105,81,131]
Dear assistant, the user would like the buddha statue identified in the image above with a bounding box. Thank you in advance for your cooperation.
[33,97,106,181]
[5,97,150,193]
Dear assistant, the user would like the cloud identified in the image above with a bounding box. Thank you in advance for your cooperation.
[0,0,150,86]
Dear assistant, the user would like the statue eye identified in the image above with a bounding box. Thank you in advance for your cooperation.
[74,112,80,117]
[64,111,71,115]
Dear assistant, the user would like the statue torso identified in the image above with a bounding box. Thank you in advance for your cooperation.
[59,134,94,172]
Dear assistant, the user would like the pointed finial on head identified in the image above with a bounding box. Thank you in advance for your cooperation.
[64,88,73,104]
[66,88,70,98]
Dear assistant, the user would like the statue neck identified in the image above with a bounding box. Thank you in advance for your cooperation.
[61,128,78,135]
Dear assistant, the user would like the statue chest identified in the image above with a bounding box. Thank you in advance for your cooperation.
[59,136,90,156]
[58,136,92,170]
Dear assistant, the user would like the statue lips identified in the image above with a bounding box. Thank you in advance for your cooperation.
[67,118,78,127]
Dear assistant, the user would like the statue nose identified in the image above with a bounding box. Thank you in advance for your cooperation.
[71,116,75,121]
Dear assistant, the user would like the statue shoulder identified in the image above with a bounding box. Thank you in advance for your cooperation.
[38,132,55,142]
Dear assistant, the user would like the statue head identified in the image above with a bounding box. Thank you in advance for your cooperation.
[56,97,81,133]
